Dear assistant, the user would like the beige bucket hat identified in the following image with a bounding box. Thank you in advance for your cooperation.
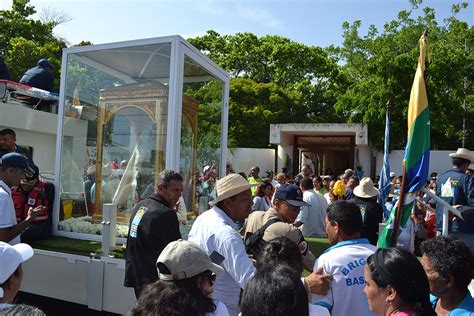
[353,177,380,198]
[157,239,224,281]
[209,173,258,205]
[449,148,474,163]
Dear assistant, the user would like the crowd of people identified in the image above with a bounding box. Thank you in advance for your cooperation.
[0,117,473,314]
[122,147,473,316]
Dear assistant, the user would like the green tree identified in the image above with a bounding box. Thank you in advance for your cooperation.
[335,1,473,149]
[0,0,66,89]
[188,31,348,147]
[187,77,304,148]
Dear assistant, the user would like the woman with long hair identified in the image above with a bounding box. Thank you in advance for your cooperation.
[364,248,436,316]
[312,176,327,196]
[129,240,228,316]
[252,181,273,212]
[241,264,309,316]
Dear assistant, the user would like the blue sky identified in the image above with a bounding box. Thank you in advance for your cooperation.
[1,0,472,48]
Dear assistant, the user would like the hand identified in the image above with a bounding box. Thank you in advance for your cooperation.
[410,213,419,225]
[174,201,180,213]
[248,254,257,267]
[26,205,45,222]
[305,267,332,295]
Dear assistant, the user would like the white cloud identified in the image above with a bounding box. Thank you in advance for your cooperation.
[196,0,228,15]
[236,3,282,29]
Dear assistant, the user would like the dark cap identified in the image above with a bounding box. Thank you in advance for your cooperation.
[274,183,309,207]
[24,164,39,180]
[37,59,52,68]
[0,153,27,170]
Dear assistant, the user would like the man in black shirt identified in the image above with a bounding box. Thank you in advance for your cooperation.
[19,59,54,110]
[124,170,183,298]
[352,177,383,245]
[0,55,10,80]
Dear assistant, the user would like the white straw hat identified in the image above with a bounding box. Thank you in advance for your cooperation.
[449,148,474,163]
[353,177,380,198]
[209,173,258,205]
[157,239,224,281]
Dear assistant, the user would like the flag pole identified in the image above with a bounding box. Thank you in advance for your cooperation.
[391,165,407,247]
[390,29,429,247]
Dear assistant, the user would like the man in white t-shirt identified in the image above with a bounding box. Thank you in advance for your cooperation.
[0,153,43,245]
[311,200,377,316]
[294,177,328,237]
[189,174,258,316]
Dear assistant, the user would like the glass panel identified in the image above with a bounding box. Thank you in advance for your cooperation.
[180,54,223,218]
[59,42,171,237]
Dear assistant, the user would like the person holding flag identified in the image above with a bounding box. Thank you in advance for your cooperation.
[378,31,431,248]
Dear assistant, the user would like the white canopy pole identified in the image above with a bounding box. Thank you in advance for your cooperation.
[420,187,464,236]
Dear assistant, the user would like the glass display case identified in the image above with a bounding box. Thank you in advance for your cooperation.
[54,36,229,240]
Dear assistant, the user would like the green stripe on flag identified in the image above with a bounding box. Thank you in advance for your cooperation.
[377,196,415,248]
[405,107,430,170]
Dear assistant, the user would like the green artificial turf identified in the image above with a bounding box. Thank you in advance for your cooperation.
[303,237,331,276]
[29,236,330,263]
[30,236,126,259]
[306,237,330,258]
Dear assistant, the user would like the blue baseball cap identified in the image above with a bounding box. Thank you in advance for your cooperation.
[37,59,52,68]
[274,184,309,207]
[0,153,34,177]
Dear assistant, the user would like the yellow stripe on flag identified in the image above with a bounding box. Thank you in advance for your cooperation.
[407,34,429,140]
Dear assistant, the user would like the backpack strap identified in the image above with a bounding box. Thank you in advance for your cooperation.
[245,217,281,252]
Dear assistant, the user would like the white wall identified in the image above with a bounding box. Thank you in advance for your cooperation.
[229,148,275,174]
[0,103,58,178]
[230,147,461,179]
[356,146,372,178]
[374,150,456,177]
[0,103,88,182]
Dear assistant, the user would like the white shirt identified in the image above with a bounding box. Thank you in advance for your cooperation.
[323,192,331,205]
[311,238,377,316]
[0,180,20,245]
[309,303,330,316]
[252,196,271,212]
[397,219,415,253]
[188,206,256,316]
[296,190,328,237]
[205,300,229,316]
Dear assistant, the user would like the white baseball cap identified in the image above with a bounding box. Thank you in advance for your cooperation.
[157,240,224,281]
[0,242,34,297]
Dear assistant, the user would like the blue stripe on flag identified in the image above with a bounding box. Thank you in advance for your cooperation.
[405,148,430,193]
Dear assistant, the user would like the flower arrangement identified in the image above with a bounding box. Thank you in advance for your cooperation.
[59,216,129,237]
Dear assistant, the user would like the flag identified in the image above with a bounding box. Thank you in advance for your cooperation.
[378,33,430,248]
[378,107,391,219]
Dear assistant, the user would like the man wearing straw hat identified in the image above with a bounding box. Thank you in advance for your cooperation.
[188,173,257,315]
[352,177,383,246]
[435,148,474,233]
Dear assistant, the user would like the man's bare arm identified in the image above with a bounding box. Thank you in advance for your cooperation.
[0,206,45,242]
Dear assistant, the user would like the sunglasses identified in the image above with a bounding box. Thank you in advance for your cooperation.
[22,177,37,184]
[204,271,217,284]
